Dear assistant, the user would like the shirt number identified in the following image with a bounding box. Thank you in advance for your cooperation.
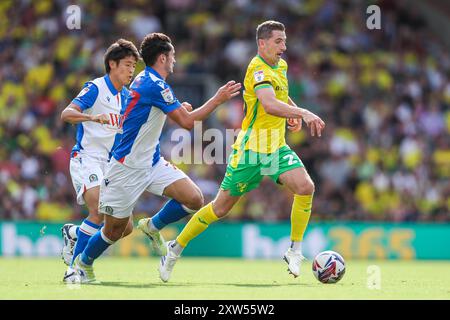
[283,154,298,166]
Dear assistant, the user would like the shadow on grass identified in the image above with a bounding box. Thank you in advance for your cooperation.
[228,283,317,288]
[89,281,158,289]
[90,281,318,289]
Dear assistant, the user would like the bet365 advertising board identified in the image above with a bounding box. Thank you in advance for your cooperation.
[0,222,449,259]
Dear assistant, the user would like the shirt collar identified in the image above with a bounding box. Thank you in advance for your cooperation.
[104,74,119,95]
[145,66,164,80]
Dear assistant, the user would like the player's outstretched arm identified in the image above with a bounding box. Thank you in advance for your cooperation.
[61,103,110,125]
[256,88,325,137]
[168,80,241,130]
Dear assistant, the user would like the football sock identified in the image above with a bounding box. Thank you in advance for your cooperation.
[151,199,196,230]
[147,218,158,232]
[69,225,79,239]
[169,240,183,256]
[290,194,313,243]
[176,202,219,248]
[290,241,302,253]
[70,219,101,266]
[80,228,115,266]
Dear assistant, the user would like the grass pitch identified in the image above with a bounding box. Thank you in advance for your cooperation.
[1,257,449,300]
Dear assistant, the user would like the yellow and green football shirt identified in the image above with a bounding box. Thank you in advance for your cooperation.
[232,55,289,156]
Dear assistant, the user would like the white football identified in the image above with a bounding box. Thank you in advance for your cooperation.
[312,250,346,283]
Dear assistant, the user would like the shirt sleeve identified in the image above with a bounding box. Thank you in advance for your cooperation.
[150,83,181,114]
[252,65,274,91]
[72,82,99,111]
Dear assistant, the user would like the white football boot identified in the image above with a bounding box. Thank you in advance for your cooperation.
[62,266,79,284]
[72,255,99,284]
[137,218,167,256]
[61,224,77,266]
[159,241,180,283]
[283,248,306,278]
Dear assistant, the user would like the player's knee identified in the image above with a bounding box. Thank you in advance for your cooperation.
[294,179,315,195]
[303,179,315,195]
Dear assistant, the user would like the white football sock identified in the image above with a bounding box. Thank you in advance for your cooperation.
[290,241,302,253]
[147,218,159,232]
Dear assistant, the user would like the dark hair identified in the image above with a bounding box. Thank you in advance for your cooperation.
[104,39,139,73]
[256,20,285,42]
[140,33,173,66]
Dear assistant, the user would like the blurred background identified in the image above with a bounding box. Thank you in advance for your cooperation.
[0,0,449,259]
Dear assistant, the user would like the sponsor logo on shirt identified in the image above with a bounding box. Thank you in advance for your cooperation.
[254,70,265,82]
[77,86,90,97]
[160,88,175,104]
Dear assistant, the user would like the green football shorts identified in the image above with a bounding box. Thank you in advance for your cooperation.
[220,145,304,196]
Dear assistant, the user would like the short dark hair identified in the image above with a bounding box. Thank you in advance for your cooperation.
[256,20,285,42]
[104,39,139,73]
[140,33,173,67]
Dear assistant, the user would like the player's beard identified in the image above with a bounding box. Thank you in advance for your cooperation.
[166,64,174,75]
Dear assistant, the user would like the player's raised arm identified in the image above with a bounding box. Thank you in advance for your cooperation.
[61,82,111,125]
[168,80,241,130]
[61,103,110,125]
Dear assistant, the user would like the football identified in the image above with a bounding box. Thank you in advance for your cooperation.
[312,251,346,284]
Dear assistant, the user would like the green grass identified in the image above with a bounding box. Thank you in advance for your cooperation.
[1,257,449,299]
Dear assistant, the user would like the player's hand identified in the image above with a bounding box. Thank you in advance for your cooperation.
[213,80,242,105]
[287,118,302,132]
[91,114,110,125]
[181,102,193,112]
[299,110,325,137]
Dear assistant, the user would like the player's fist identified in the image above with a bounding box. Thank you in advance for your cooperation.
[181,102,193,112]
[214,80,242,104]
[91,114,110,125]
[287,118,302,132]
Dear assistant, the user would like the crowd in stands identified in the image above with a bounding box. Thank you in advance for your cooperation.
[0,0,448,223]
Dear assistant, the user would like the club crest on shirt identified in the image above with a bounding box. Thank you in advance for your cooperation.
[160,88,175,104]
[156,80,165,89]
[254,70,265,82]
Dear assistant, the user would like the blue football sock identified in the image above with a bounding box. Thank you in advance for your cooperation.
[70,219,102,266]
[151,199,196,230]
[80,228,114,266]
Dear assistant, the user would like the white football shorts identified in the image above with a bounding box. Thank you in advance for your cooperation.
[69,153,107,205]
[98,157,188,218]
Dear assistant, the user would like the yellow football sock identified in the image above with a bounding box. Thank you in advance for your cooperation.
[176,202,219,247]
[290,194,313,242]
